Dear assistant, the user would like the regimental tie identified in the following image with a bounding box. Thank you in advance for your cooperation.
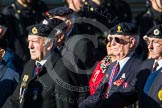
[105,62,120,98]
[153,61,159,72]
[35,63,42,75]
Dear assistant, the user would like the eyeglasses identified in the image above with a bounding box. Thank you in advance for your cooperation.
[105,37,123,44]
[110,37,121,43]
[106,36,124,43]
[108,36,129,44]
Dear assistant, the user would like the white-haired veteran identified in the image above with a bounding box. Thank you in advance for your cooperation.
[3,22,80,108]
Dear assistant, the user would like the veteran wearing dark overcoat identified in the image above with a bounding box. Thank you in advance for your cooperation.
[135,59,162,108]
[3,22,79,108]
[135,24,162,108]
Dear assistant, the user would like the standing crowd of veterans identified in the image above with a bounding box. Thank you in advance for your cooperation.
[0,0,161,108]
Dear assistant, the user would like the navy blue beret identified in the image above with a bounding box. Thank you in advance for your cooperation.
[109,22,137,35]
[27,23,53,37]
[144,24,162,39]
[45,7,73,18]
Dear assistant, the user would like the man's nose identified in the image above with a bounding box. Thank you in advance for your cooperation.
[148,42,153,49]
[28,42,34,49]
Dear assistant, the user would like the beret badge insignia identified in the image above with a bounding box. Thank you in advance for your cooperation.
[117,25,122,32]
[153,29,160,36]
[32,27,38,34]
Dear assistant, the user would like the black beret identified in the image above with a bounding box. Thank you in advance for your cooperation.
[27,23,53,37]
[45,7,73,18]
[0,38,8,49]
[144,24,162,39]
[109,22,137,35]
[41,18,67,38]
[41,18,67,30]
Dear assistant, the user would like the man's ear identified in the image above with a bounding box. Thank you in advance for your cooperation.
[129,37,136,48]
[47,41,54,50]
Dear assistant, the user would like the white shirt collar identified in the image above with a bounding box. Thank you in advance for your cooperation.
[156,59,162,70]
[35,52,54,66]
[36,60,47,66]
[118,56,131,72]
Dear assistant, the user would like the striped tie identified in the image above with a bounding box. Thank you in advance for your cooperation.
[105,62,120,98]
[152,62,159,72]
[108,62,120,88]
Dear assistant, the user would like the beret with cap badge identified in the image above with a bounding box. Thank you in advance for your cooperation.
[109,22,137,36]
[45,7,74,18]
[26,23,53,37]
[143,24,162,39]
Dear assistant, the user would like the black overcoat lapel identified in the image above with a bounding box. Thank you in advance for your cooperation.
[23,60,35,82]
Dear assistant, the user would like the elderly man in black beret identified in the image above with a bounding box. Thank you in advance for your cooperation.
[133,24,162,108]
[79,22,143,108]
[2,0,48,65]
[79,24,162,108]
[2,22,80,108]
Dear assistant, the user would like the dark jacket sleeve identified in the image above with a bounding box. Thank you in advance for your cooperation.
[2,61,31,108]
[2,81,20,108]
[79,83,138,108]
[0,68,19,107]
